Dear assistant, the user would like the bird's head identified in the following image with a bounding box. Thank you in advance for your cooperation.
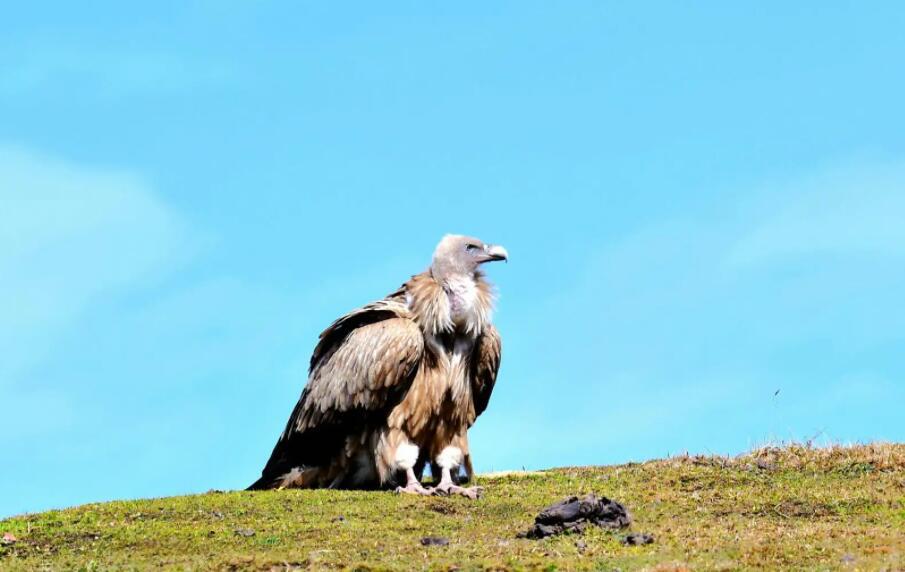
[430,234,508,280]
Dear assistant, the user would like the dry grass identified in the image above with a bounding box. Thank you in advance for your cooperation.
[659,441,905,473]
[1,442,903,570]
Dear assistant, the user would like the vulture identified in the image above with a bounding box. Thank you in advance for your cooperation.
[248,234,507,498]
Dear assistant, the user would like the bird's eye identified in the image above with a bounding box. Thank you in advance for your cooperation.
[465,244,481,253]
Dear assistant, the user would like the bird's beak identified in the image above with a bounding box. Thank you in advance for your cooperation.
[482,244,509,263]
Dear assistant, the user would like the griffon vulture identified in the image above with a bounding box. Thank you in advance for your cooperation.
[248,234,507,497]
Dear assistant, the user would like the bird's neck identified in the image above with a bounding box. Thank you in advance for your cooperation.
[405,271,495,337]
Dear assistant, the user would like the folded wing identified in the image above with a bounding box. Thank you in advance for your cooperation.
[471,324,502,421]
[248,299,424,489]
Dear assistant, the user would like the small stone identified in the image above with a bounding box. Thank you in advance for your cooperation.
[234,528,256,537]
[1,533,17,546]
[622,532,655,546]
[331,515,346,523]
[575,539,588,553]
[755,459,776,471]
[841,553,856,565]
[420,536,450,546]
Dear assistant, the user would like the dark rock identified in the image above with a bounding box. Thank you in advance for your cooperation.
[332,515,346,522]
[420,536,450,546]
[518,494,631,539]
[622,532,655,546]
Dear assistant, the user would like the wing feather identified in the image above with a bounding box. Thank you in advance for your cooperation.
[249,301,423,489]
[471,324,502,420]
[293,315,423,432]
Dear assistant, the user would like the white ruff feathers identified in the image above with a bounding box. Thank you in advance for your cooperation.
[394,442,419,470]
[445,275,492,335]
[436,446,464,469]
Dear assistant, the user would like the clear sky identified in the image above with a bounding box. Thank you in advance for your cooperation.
[2,2,904,518]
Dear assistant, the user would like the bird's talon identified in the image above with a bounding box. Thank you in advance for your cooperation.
[432,483,484,499]
[395,484,433,496]
[464,486,484,499]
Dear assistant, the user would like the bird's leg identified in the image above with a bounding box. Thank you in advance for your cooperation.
[394,467,432,496]
[430,446,484,499]
[432,466,484,499]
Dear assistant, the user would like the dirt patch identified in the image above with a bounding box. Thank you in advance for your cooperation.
[427,502,460,516]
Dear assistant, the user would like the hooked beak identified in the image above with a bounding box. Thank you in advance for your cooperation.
[481,244,509,263]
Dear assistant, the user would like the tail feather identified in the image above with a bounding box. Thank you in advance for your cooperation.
[246,474,275,491]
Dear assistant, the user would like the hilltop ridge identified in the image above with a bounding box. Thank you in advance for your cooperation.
[1,443,903,570]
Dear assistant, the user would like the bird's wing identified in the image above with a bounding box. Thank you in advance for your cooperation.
[249,299,423,489]
[470,324,502,421]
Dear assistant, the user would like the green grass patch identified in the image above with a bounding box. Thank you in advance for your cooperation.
[2,443,903,570]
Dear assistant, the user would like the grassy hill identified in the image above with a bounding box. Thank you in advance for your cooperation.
[1,443,902,570]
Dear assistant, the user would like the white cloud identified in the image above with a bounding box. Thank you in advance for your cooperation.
[0,144,196,383]
[729,161,905,267]
[0,43,231,98]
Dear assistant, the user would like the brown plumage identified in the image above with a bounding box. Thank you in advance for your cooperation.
[248,234,507,497]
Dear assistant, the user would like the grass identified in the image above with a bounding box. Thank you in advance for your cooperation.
[1,443,903,570]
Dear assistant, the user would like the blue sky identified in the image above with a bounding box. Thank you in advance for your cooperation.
[2,2,904,518]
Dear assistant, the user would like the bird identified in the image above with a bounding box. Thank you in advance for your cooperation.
[248,234,507,498]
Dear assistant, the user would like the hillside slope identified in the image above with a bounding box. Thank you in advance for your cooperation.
[1,444,903,570]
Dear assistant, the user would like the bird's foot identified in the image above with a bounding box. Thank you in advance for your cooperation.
[394,482,433,496]
[431,482,484,499]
